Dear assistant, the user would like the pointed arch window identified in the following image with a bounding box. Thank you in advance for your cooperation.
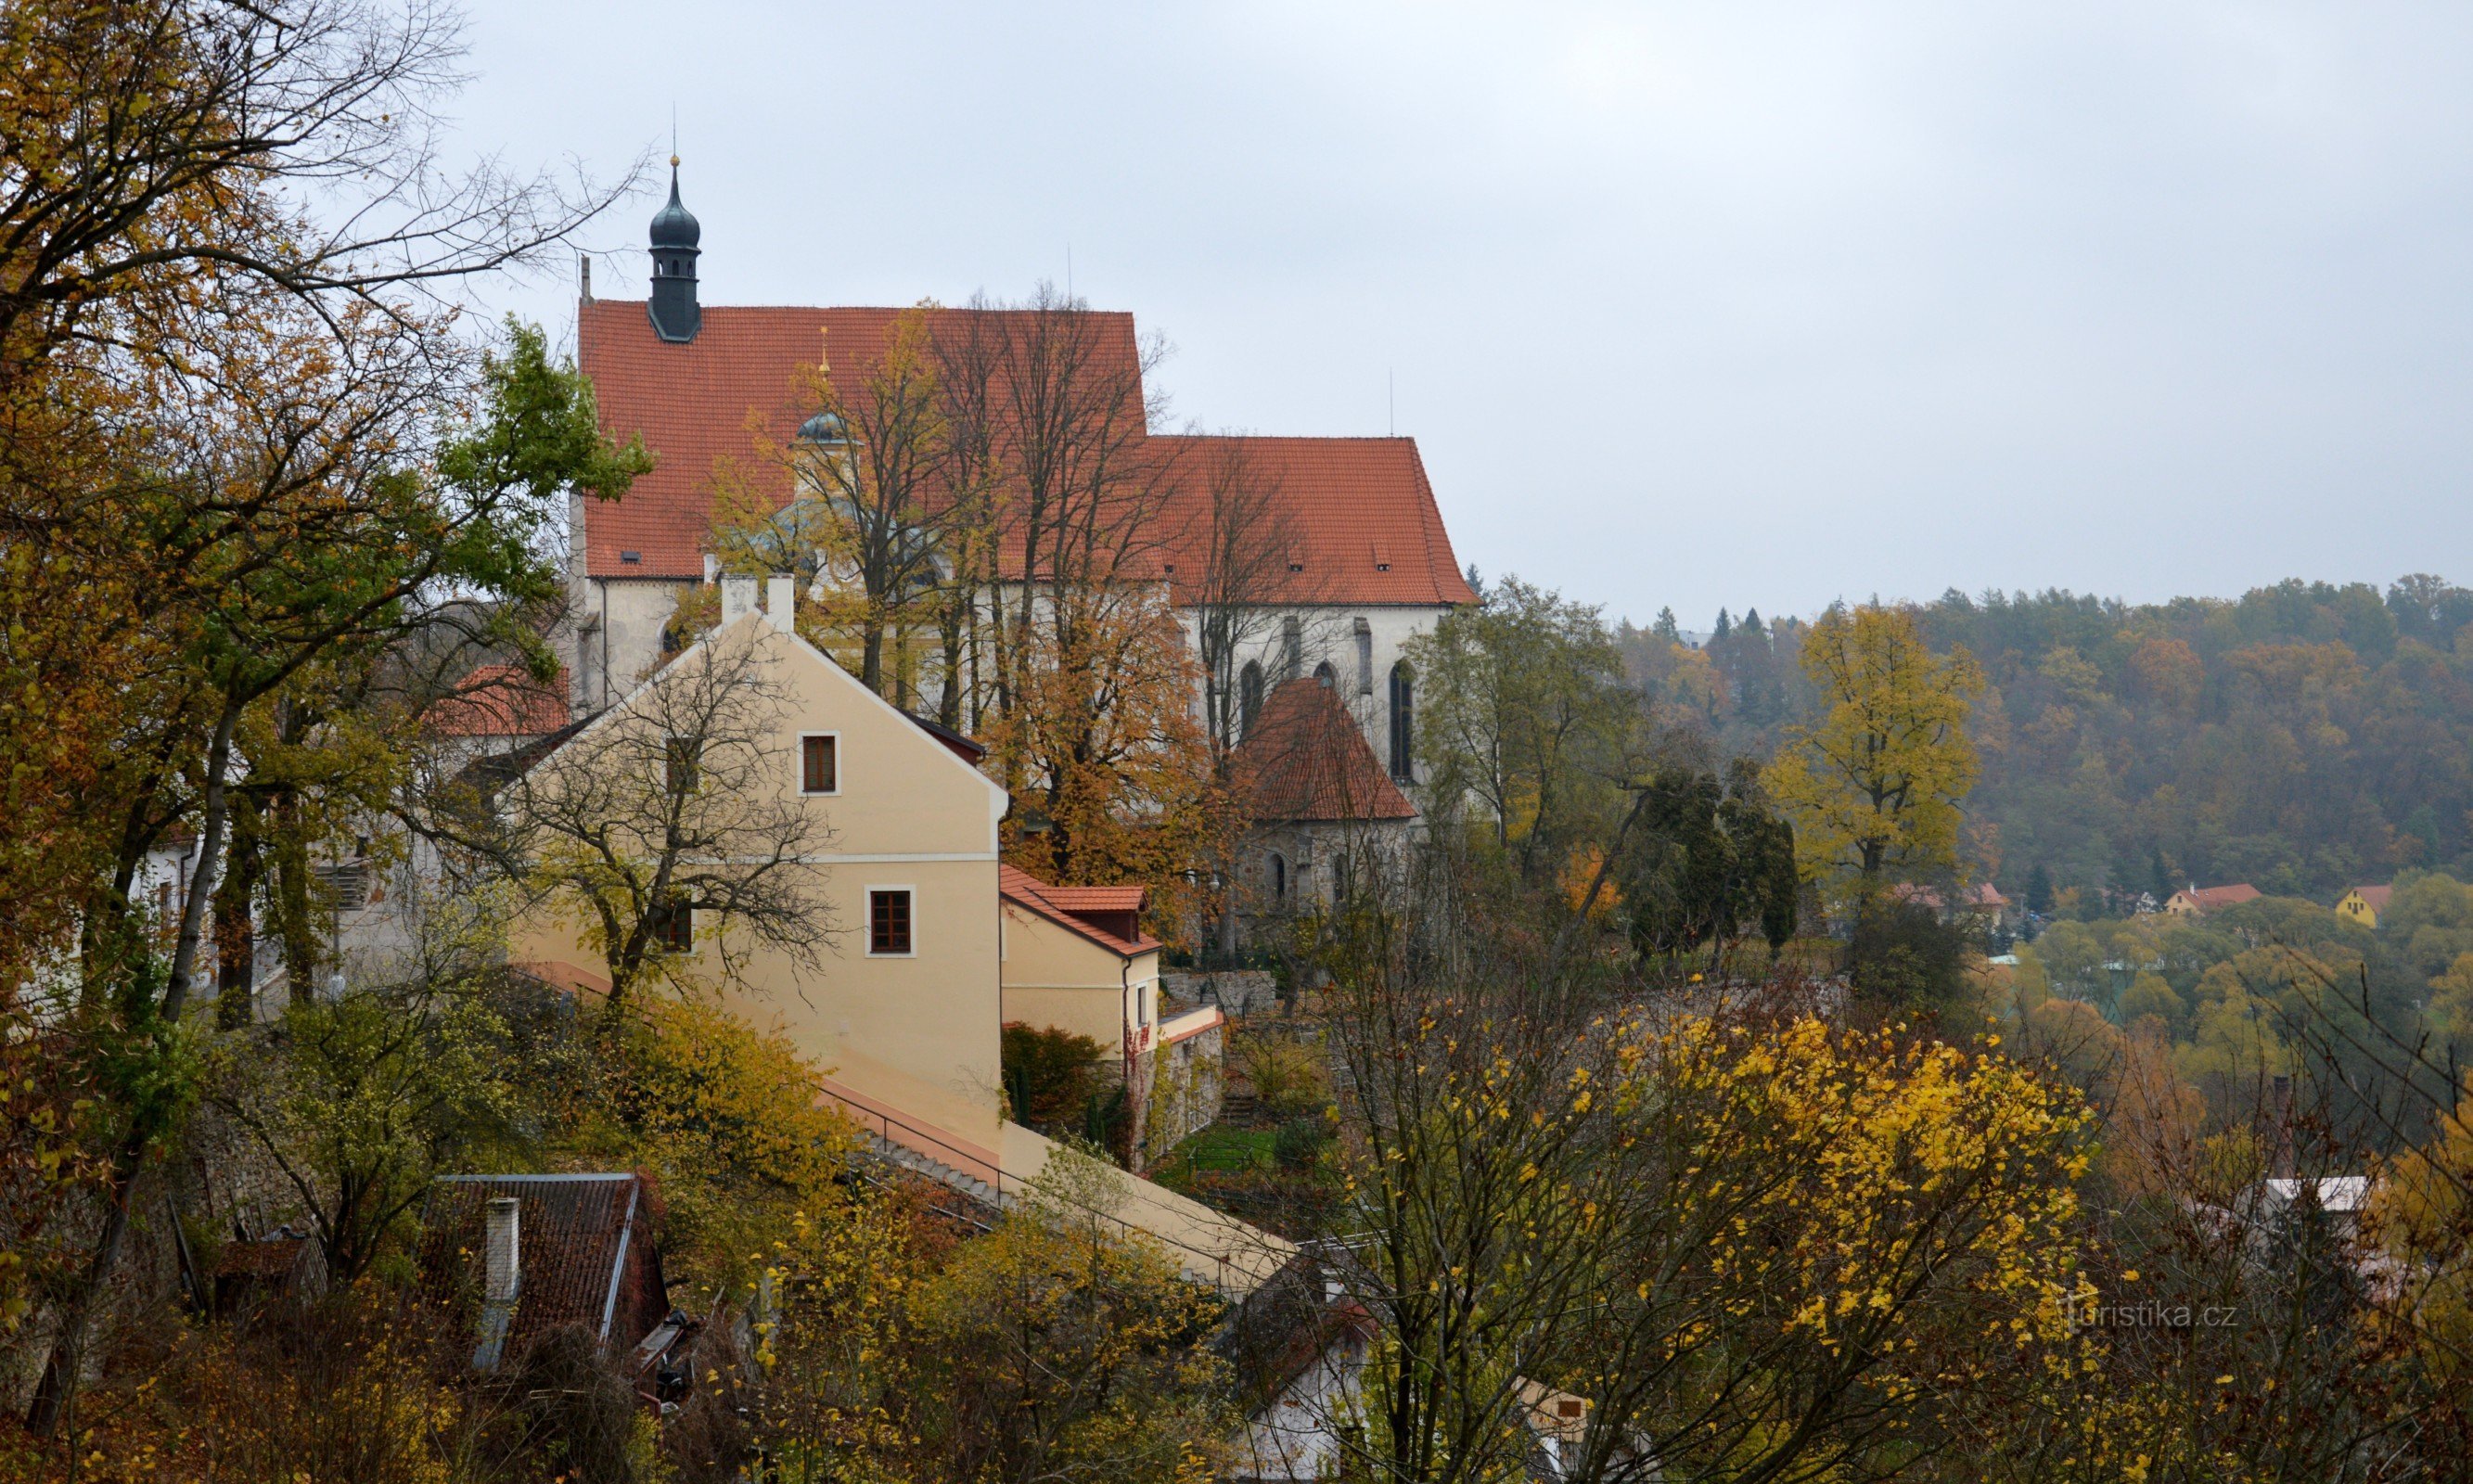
[1388,660,1415,782]
[1239,660,1265,740]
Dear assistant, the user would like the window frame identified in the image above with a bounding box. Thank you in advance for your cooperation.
[865,885,916,959]
[648,893,696,955]
[798,731,842,797]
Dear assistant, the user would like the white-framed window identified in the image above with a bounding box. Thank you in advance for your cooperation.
[866,887,915,957]
[799,732,840,796]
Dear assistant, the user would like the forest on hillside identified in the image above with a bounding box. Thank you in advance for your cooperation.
[1621,573,2473,906]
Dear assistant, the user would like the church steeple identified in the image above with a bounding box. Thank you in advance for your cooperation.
[647,156,701,343]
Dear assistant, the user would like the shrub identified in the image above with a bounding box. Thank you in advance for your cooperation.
[1002,1022,1109,1131]
[1237,1037,1328,1121]
[1272,1116,1331,1171]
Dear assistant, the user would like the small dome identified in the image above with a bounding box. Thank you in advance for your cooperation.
[795,410,848,445]
[648,162,700,250]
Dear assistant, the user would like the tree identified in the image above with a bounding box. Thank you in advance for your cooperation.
[488,620,836,1024]
[202,895,526,1283]
[707,305,958,703]
[1407,576,1638,881]
[1313,872,2094,1484]
[1617,761,1798,963]
[1768,603,1984,900]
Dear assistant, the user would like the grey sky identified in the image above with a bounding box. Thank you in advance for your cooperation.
[450,2,2473,628]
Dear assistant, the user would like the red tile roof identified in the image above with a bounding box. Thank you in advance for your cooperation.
[1234,679,1417,824]
[999,864,1160,955]
[426,663,571,737]
[578,300,1143,580]
[2174,883,2262,913]
[577,301,1473,608]
[421,1173,668,1352]
[2349,884,2393,912]
[1152,435,1476,607]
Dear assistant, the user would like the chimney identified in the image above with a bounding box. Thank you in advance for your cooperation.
[579,252,593,303]
[472,1195,520,1371]
[720,576,758,626]
[765,574,797,633]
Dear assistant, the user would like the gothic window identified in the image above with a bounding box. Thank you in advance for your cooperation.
[1240,660,1264,740]
[1388,660,1415,781]
[1313,660,1336,687]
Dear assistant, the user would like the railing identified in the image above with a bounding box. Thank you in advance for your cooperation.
[819,1082,1293,1298]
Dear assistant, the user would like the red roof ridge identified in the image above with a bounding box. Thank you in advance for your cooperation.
[999,864,1160,956]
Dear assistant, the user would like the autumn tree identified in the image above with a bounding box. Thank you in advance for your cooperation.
[1768,603,1984,900]
[934,288,1234,913]
[706,305,959,704]
[1313,866,2095,1484]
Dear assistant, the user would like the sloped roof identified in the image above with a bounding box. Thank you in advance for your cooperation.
[1234,680,1417,824]
[422,1173,662,1350]
[2348,884,2393,912]
[577,301,1473,608]
[999,864,1160,955]
[578,300,1145,580]
[1150,435,1476,607]
[2177,884,2262,912]
[426,663,570,737]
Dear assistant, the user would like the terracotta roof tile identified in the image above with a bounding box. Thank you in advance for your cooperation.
[999,864,1160,955]
[1152,435,1476,607]
[421,1173,666,1351]
[426,663,570,737]
[1234,679,1417,823]
[578,301,1473,608]
[2351,884,2393,911]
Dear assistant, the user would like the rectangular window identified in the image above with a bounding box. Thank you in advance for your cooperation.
[649,895,693,953]
[868,889,913,956]
[801,734,839,795]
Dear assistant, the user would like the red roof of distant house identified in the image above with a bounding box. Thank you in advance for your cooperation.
[999,864,1160,955]
[1234,679,1418,824]
[427,663,570,737]
[576,301,1473,608]
[2177,884,2262,912]
[2350,884,2393,912]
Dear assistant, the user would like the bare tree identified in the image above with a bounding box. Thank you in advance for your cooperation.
[493,621,836,1024]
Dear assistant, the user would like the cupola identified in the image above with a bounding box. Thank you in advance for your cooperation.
[647,157,701,343]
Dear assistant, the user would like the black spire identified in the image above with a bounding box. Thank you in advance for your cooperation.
[647,157,701,343]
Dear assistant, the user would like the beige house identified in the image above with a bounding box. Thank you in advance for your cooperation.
[508,583,1285,1294]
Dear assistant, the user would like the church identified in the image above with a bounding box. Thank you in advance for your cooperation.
[564,164,1476,890]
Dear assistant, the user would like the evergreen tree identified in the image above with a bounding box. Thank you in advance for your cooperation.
[2025,863,2055,917]
[1712,608,1732,643]
[1652,606,1681,643]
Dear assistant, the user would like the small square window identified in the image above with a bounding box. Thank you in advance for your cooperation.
[801,735,839,795]
[869,889,913,956]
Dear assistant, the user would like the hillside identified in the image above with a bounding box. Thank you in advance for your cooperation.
[1621,574,2473,904]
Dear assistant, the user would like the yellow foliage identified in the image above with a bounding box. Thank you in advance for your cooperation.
[1767,604,1984,892]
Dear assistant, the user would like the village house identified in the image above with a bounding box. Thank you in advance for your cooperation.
[564,165,1474,786]
[2165,882,2262,917]
[2335,884,2392,928]
[504,592,1290,1295]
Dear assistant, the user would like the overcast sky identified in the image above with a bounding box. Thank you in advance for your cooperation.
[448,2,2473,628]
